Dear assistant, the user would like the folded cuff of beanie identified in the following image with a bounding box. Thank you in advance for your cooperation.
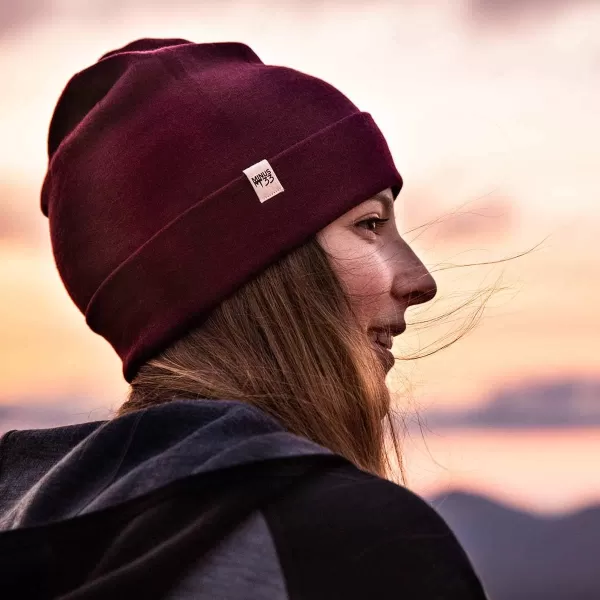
[85,111,403,382]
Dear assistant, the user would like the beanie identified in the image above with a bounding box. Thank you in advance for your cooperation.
[41,38,403,382]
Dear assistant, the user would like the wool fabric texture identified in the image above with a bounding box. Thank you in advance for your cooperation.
[41,38,403,382]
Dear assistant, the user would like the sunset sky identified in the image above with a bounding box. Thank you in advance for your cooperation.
[1,1,599,510]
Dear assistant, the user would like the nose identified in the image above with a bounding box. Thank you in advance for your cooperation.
[392,240,437,308]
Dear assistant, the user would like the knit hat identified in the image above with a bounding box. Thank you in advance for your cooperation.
[41,38,403,382]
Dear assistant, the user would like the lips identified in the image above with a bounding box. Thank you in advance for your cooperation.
[373,330,393,349]
[368,323,406,372]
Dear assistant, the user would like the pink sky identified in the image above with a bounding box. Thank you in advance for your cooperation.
[2,0,598,410]
[404,426,600,514]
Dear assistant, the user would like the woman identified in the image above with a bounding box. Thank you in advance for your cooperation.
[0,38,488,599]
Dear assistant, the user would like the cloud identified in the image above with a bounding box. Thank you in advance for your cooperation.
[468,0,596,24]
[0,0,295,38]
[0,1,43,36]
[0,213,23,243]
[421,378,600,428]
[434,195,515,243]
[0,181,45,247]
[403,192,516,246]
[3,0,598,41]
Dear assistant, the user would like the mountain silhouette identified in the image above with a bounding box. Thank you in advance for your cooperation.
[430,490,600,600]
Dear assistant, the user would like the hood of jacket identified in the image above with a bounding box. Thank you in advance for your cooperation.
[0,399,331,530]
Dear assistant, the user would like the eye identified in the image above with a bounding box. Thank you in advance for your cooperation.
[356,217,390,235]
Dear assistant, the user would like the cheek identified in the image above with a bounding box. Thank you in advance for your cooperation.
[335,251,394,328]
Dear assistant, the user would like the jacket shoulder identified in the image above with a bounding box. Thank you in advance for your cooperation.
[263,463,488,600]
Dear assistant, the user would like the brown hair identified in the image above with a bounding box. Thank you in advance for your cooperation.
[119,237,402,478]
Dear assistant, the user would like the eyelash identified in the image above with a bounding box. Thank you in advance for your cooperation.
[356,217,390,235]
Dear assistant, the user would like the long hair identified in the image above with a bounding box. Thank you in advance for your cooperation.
[119,237,402,478]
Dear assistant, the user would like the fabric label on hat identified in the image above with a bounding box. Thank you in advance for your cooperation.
[243,159,284,203]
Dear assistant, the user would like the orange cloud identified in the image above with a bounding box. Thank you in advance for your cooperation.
[0,181,44,248]
[467,0,596,25]
[402,190,516,247]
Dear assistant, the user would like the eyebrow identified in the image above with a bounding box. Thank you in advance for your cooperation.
[371,191,394,214]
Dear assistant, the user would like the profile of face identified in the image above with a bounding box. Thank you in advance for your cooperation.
[317,188,437,372]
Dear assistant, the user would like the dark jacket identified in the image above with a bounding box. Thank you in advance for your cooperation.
[0,399,488,599]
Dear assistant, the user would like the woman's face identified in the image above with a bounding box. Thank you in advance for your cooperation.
[317,188,437,372]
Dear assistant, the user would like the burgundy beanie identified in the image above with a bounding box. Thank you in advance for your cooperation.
[41,38,403,382]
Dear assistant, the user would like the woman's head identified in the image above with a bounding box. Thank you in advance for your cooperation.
[42,38,436,477]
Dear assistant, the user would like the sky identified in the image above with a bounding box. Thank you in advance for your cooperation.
[1,1,599,414]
